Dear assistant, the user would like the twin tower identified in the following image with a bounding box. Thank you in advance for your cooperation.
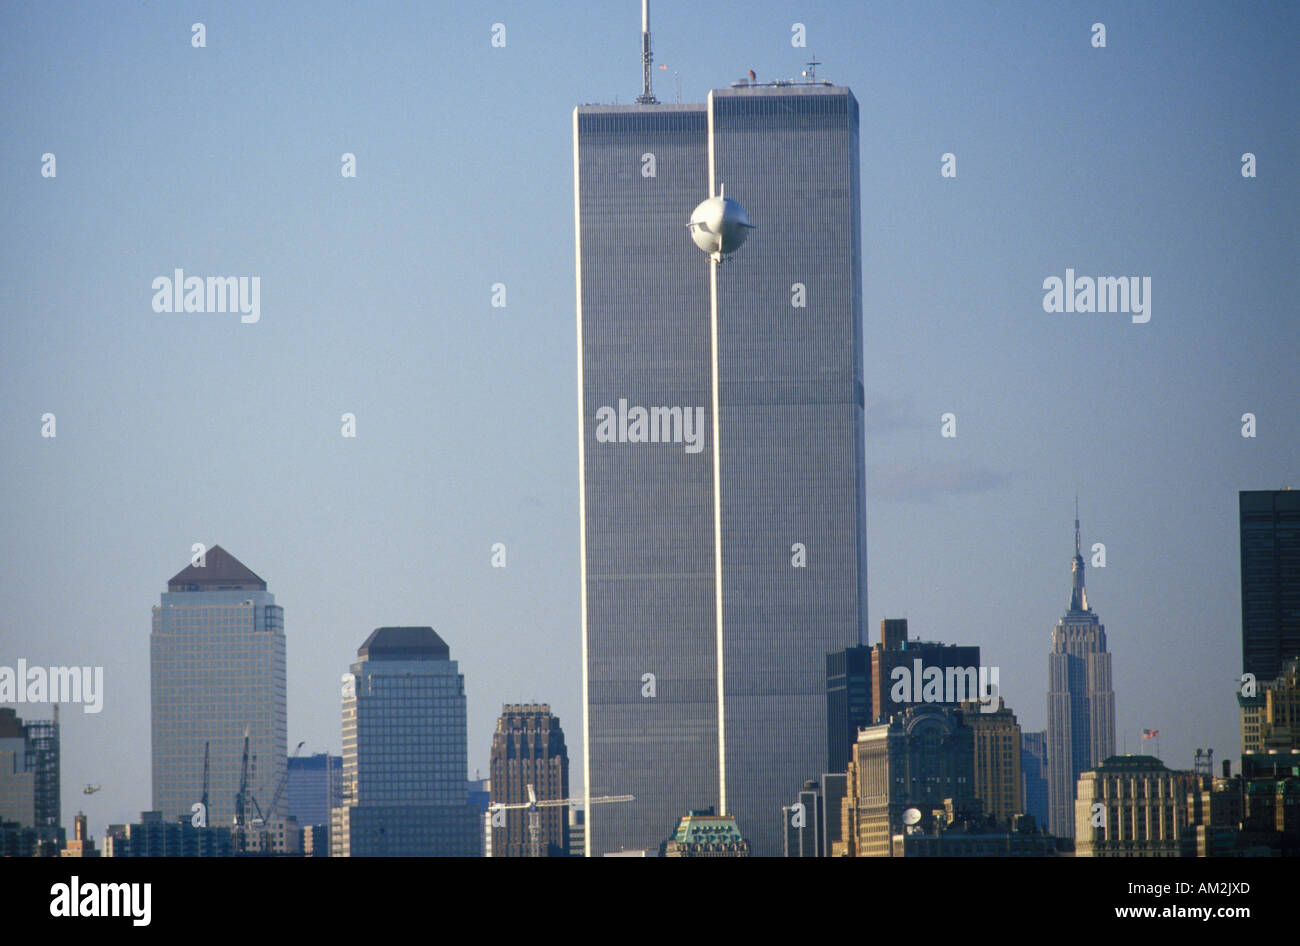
[574,80,868,856]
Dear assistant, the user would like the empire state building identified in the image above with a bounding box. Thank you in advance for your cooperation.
[1046,507,1116,837]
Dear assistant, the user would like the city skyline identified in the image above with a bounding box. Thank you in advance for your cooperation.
[1,1,1296,837]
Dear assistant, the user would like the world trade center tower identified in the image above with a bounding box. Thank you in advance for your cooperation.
[573,29,867,855]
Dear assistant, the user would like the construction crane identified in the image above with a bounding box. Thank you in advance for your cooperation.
[248,751,265,823]
[491,785,634,858]
[234,729,251,851]
[264,740,305,820]
[200,741,210,824]
[249,740,305,853]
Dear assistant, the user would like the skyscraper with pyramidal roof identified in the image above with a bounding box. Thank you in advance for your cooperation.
[150,545,286,829]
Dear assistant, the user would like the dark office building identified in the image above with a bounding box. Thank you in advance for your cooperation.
[870,620,982,724]
[1241,751,1300,855]
[827,645,872,774]
[821,772,849,857]
[287,753,342,829]
[468,774,491,854]
[0,820,39,857]
[828,620,985,779]
[489,704,570,857]
[1240,490,1300,682]
[287,753,341,844]
[1021,730,1050,829]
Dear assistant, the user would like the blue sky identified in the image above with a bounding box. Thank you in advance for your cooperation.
[1,0,1296,832]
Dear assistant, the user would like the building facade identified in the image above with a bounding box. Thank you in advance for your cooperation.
[59,813,98,858]
[0,709,62,855]
[826,644,872,775]
[287,753,342,840]
[781,780,825,857]
[468,775,491,857]
[1074,755,1194,857]
[0,709,35,829]
[834,759,859,857]
[150,546,286,828]
[1240,751,1300,854]
[104,810,235,857]
[25,710,59,845]
[575,73,867,857]
[957,698,1023,825]
[891,817,1056,857]
[1020,730,1050,829]
[1046,514,1116,837]
[820,772,848,858]
[568,807,585,858]
[868,620,982,724]
[331,627,477,857]
[1240,658,1300,755]
[489,703,570,857]
[1184,767,1249,857]
[849,706,977,857]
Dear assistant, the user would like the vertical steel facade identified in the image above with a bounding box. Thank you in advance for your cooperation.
[576,84,866,856]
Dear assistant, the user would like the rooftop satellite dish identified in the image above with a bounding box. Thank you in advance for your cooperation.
[903,808,922,826]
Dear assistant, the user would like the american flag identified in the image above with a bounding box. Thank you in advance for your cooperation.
[1142,729,1159,740]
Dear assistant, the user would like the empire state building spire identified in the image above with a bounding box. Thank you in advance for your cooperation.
[1047,496,1115,837]
[1069,497,1089,612]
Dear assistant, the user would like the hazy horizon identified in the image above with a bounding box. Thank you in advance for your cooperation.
[2,0,1296,836]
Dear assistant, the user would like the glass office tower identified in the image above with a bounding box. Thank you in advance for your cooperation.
[150,546,286,828]
[575,81,867,856]
[287,753,342,833]
[331,626,478,856]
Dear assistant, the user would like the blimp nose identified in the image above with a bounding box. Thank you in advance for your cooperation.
[688,193,753,259]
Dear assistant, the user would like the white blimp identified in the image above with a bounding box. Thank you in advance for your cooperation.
[686,184,755,263]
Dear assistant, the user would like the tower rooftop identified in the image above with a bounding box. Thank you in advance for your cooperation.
[357,626,450,661]
[167,545,266,592]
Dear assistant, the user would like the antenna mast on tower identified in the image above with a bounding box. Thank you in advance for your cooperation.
[636,0,658,104]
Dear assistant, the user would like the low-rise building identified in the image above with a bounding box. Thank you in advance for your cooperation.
[662,809,750,857]
[1074,755,1195,857]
